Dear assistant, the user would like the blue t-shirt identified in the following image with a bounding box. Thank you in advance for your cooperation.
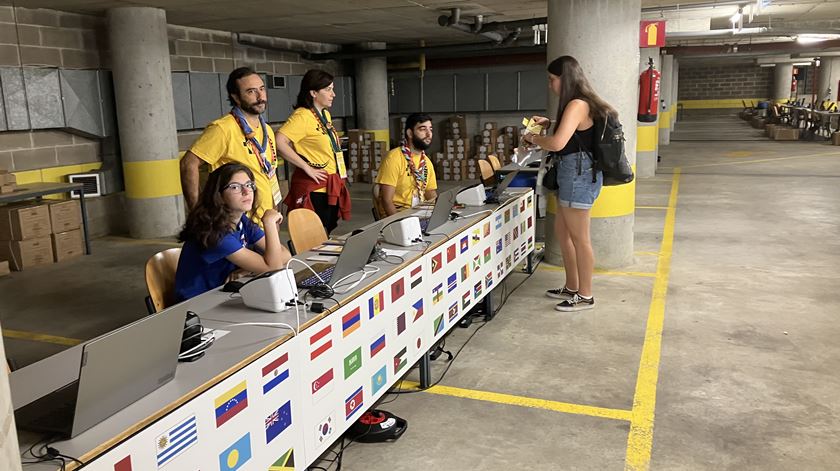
[174,215,265,302]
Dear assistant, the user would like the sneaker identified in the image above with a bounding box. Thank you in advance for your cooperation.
[555,294,595,312]
[546,286,578,299]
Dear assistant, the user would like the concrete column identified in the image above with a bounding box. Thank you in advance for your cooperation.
[544,0,640,269]
[108,7,184,238]
[671,57,679,126]
[773,63,794,103]
[355,42,390,144]
[637,48,660,178]
[0,326,22,471]
[817,57,840,104]
[658,54,673,145]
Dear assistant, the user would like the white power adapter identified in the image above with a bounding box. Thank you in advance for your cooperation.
[382,216,423,246]
[239,269,299,312]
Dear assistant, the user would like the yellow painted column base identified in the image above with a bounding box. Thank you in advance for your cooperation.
[123,158,182,200]
[546,166,636,218]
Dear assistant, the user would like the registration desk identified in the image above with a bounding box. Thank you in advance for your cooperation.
[19,189,536,471]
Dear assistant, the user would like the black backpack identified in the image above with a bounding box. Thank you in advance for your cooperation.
[591,115,634,186]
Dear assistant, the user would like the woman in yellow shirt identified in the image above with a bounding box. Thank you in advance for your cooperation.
[276,69,350,234]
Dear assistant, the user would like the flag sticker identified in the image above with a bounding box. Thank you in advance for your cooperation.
[433,314,445,336]
[309,325,332,361]
[447,243,457,262]
[311,368,334,398]
[513,204,519,217]
[472,255,481,272]
[521,221,526,234]
[495,213,502,229]
[527,195,533,207]
[514,247,520,261]
[513,226,519,240]
[460,235,469,253]
[506,255,512,270]
[505,232,511,247]
[410,265,422,289]
[504,209,511,223]
[345,386,364,420]
[371,365,387,396]
[483,221,491,237]
[471,228,481,243]
[370,333,386,357]
[447,273,457,293]
[393,347,408,374]
[528,216,533,228]
[432,283,443,305]
[448,302,458,322]
[520,200,526,213]
[155,415,197,468]
[396,312,406,335]
[342,307,361,337]
[391,278,405,302]
[316,415,334,445]
[368,291,385,319]
[412,298,424,321]
[528,236,534,249]
[261,352,290,395]
[214,381,248,428]
[114,456,132,471]
[485,272,494,289]
[495,238,503,254]
[460,264,470,282]
[431,253,442,273]
[462,291,471,309]
[270,448,295,470]
[344,347,362,379]
[265,400,292,444]
[218,433,251,471]
[474,281,483,299]
[484,247,491,263]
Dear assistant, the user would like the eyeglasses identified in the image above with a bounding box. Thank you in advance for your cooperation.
[222,181,257,194]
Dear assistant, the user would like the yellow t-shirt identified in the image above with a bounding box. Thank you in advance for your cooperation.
[278,107,338,175]
[189,114,277,220]
[376,147,438,209]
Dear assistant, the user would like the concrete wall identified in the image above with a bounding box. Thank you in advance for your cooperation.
[678,63,773,100]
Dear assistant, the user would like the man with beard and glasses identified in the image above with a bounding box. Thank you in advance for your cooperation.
[180,67,282,224]
[376,113,438,216]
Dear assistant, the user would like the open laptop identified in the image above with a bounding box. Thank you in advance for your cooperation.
[295,221,384,288]
[420,187,460,235]
[11,307,186,438]
[485,170,519,204]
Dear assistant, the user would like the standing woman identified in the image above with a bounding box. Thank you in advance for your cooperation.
[521,56,617,312]
[174,163,291,302]
[276,69,351,235]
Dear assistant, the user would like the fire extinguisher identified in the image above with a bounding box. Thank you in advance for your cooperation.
[638,57,661,123]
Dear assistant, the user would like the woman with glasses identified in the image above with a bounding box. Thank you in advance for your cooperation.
[174,163,291,302]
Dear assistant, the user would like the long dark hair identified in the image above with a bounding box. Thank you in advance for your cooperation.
[179,163,257,249]
[294,69,334,109]
[547,56,617,131]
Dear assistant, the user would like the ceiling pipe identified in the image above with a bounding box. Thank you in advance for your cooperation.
[437,8,536,45]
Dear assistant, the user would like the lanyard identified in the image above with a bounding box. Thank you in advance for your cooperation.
[310,108,341,153]
[231,108,275,176]
[400,145,428,196]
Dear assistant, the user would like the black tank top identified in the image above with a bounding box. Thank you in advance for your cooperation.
[558,126,594,156]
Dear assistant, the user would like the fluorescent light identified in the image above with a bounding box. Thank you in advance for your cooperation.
[730,13,742,24]
[759,64,776,67]
[792,62,813,66]
[797,34,840,44]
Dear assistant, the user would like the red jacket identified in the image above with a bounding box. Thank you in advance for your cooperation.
[284,170,351,220]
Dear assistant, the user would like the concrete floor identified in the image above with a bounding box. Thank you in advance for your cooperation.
[3,116,840,469]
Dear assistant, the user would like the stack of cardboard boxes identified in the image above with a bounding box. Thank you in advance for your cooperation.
[495,126,520,164]
[345,130,387,183]
[0,166,17,194]
[0,199,83,272]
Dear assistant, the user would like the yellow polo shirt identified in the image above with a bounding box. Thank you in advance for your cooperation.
[278,107,338,174]
[376,148,438,209]
[189,114,277,220]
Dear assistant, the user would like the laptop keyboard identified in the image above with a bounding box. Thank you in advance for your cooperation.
[299,265,335,288]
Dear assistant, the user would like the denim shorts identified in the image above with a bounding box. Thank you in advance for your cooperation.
[556,151,602,210]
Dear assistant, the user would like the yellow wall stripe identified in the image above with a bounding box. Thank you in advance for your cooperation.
[3,329,83,346]
[677,98,768,109]
[658,111,671,129]
[545,166,636,218]
[13,163,102,200]
[636,125,658,152]
[123,159,182,200]
[400,380,632,421]
[624,168,680,470]
[366,129,390,144]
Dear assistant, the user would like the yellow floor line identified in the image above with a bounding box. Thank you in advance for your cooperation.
[624,168,681,471]
[667,151,838,170]
[539,264,656,278]
[400,380,632,422]
[636,206,669,210]
[3,329,83,346]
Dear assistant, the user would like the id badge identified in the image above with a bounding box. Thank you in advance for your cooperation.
[270,177,282,207]
[335,151,348,179]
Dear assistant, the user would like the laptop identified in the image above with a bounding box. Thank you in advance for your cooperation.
[420,187,460,235]
[295,221,384,288]
[11,307,187,438]
[485,170,519,204]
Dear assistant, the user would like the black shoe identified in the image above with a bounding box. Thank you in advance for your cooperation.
[555,294,595,312]
[546,286,578,300]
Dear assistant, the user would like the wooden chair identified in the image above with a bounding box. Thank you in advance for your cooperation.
[145,247,182,314]
[478,159,497,186]
[487,155,502,171]
[287,208,328,255]
[371,184,385,221]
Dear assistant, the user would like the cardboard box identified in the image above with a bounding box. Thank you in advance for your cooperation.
[0,260,9,277]
[52,229,83,262]
[0,203,52,240]
[48,200,82,233]
[832,132,840,146]
[765,124,777,138]
[0,237,54,270]
[0,172,15,185]
[773,128,800,140]
[0,183,16,194]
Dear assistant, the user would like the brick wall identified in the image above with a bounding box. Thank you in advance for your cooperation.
[678,64,773,100]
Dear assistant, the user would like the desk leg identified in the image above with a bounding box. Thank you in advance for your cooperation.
[483,291,494,321]
[526,251,534,274]
[79,191,91,255]
[418,352,431,389]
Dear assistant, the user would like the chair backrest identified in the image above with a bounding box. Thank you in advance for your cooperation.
[487,155,502,171]
[145,247,182,313]
[371,184,385,221]
[478,159,496,186]
[288,208,328,254]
